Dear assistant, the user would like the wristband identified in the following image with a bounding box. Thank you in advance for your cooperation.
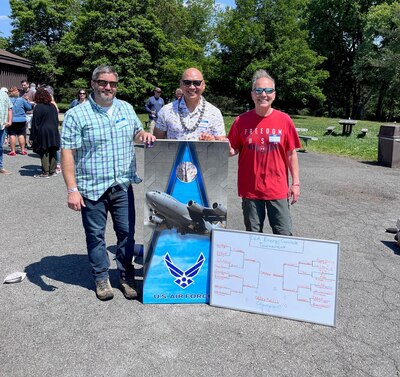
[67,187,78,194]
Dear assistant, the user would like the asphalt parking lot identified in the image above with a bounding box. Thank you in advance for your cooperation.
[1,146,399,377]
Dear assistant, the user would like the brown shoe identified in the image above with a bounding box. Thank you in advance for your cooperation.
[120,273,139,300]
[0,168,11,175]
[95,279,114,301]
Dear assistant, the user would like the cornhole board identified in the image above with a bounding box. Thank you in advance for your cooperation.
[142,140,229,304]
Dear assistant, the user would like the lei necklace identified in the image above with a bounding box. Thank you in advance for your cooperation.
[178,96,206,132]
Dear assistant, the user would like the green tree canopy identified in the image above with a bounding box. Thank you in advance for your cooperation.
[214,0,327,112]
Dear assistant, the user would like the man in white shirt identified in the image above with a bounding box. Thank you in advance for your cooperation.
[154,68,225,140]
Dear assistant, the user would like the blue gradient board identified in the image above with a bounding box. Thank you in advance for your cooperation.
[142,140,229,304]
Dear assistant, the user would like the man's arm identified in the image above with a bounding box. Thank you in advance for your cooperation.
[287,149,300,204]
[144,98,153,115]
[61,149,86,211]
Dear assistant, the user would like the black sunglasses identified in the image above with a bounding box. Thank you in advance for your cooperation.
[94,80,118,88]
[79,92,86,95]
[182,80,203,87]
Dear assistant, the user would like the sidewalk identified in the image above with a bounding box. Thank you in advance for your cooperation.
[1,147,399,377]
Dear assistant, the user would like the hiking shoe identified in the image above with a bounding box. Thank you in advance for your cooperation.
[95,279,114,301]
[120,274,139,300]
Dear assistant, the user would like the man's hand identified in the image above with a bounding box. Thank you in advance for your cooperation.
[67,191,86,212]
[288,184,300,205]
[135,130,156,144]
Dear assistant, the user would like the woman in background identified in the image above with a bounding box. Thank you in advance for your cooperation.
[70,89,88,108]
[7,86,33,156]
[29,88,60,178]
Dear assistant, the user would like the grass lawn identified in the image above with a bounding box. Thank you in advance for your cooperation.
[136,113,385,162]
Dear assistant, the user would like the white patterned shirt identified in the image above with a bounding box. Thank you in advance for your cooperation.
[155,96,225,140]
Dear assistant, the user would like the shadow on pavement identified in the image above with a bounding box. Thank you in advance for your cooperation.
[24,254,93,291]
[381,240,400,255]
[19,164,42,177]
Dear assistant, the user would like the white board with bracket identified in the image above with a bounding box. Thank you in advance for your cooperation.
[210,229,340,327]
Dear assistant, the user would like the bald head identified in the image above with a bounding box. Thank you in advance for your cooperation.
[181,68,204,81]
[180,68,206,108]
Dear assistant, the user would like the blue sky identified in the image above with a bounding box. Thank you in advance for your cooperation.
[0,0,236,39]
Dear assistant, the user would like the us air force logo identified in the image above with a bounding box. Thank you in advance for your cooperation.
[164,252,205,288]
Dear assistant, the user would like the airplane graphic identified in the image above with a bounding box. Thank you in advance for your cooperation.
[164,252,205,288]
[146,191,227,235]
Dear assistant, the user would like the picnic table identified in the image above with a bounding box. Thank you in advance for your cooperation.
[295,128,318,152]
[338,119,357,136]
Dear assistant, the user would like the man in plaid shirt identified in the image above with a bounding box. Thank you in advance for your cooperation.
[61,65,155,301]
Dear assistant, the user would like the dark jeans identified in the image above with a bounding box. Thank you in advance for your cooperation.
[242,198,292,235]
[81,185,136,282]
[38,149,57,175]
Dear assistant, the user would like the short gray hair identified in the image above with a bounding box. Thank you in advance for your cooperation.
[252,70,275,89]
[92,65,119,81]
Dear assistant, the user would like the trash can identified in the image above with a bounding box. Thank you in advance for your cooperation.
[378,124,400,168]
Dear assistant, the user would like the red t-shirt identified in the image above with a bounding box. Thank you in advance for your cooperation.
[228,109,301,200]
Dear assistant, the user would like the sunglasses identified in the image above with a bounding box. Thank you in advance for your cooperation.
[182,80,203,87]
[155,90,161,93]
[94,80,118,88]
[79,92,86,95]
[253,87,275,95]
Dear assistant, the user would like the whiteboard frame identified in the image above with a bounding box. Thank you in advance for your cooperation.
[210,228,340,327]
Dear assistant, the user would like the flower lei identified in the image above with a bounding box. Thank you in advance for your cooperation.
[178,96,206,132]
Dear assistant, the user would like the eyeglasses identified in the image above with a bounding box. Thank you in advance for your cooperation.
[253,87,275,95]
[182,80,203,87]
[79,92,86,95]
[94,80,118,88]
[155,90,161,93]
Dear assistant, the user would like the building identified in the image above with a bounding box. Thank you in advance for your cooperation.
[0,49,33,89]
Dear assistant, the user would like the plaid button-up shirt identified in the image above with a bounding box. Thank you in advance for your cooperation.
[61,94,143,201]
[0,91,12,130]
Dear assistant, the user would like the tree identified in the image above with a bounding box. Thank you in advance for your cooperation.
[306,0,390,118]
[354,1,400,120]
[57,0,167,104]
[9,0,78,86]
[214,0,327,113]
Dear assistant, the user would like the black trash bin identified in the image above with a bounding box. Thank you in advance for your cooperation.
[378,124,400,168]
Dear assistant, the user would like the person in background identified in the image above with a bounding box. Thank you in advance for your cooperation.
[228,69,301,235]
[175,88,183,100]
[7,86,33,156]
[30,83,37,94]
[20,80,35,132]
[144,87,164,134]
[70,89,88,108]
[0,87,10,147]
[0,88,13,174]
[29,88,60,178]
[61,64,155,301]
[154,67,225,141]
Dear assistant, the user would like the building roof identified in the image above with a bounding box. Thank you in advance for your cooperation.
[0,49,33,69]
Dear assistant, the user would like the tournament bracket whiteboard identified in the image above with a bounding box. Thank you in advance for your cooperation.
[210,229,340,327]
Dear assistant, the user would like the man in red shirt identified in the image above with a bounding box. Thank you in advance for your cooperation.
[228,70,301,235]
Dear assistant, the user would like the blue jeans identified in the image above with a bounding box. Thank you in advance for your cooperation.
[81,185,136,282]
[0,128,5,169]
